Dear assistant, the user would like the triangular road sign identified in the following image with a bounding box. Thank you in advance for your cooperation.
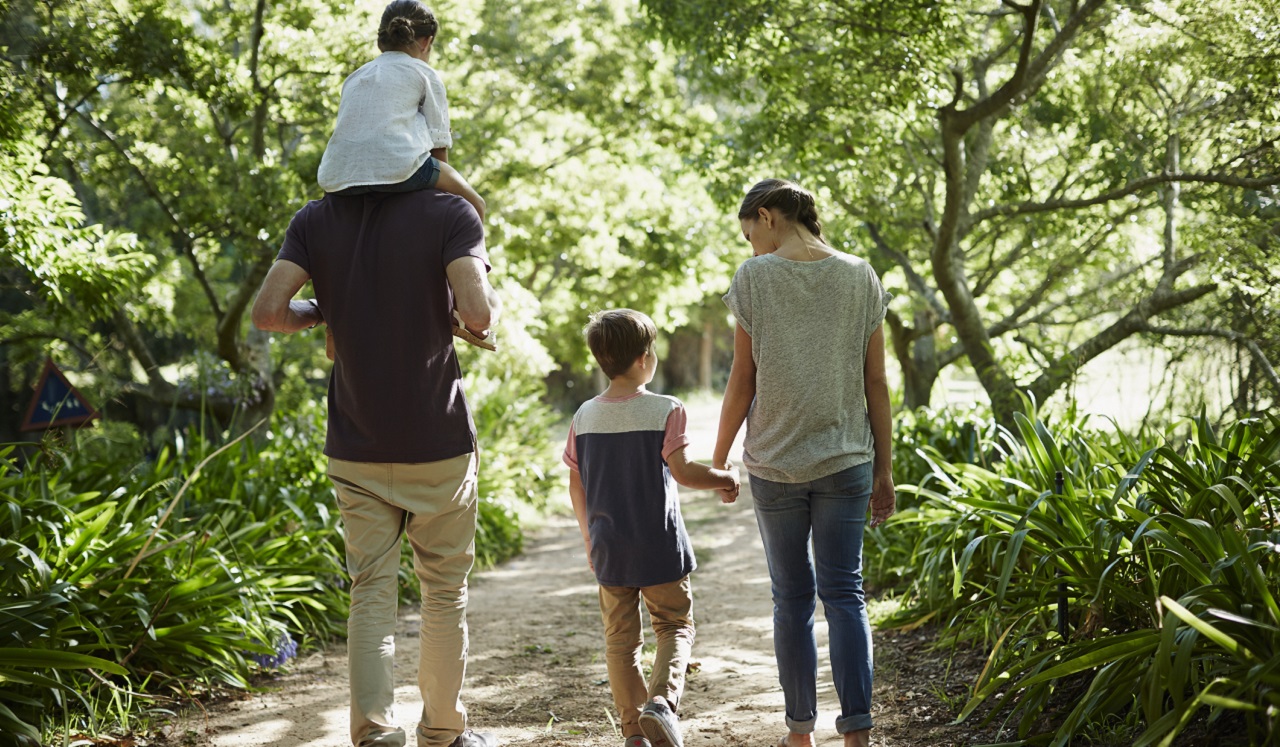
[20,358,100,431]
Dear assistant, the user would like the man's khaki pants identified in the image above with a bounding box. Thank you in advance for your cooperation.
[328,453,478,747]
[598,576,696,738]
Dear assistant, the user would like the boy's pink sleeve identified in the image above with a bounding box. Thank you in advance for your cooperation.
[662,404,691,460]
[563,422,579,472]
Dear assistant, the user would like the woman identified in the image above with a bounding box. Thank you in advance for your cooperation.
[712,179,896,747]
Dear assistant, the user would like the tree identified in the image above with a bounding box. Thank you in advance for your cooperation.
[642,0,1280,425]
[2,0,739,435]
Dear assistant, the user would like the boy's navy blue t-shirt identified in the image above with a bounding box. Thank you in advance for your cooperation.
[563,391,696,588]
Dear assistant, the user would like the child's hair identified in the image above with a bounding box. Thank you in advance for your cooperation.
[738,178,824,240]
[585,309,657,380]
[377,0,439,52]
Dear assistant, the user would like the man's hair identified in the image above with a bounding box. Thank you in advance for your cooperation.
[585,309,657,379]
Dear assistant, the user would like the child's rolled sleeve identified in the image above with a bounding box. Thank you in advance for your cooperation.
[661,404,691,460]
[562,422,579,471]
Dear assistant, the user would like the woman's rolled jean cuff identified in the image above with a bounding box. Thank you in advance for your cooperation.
[785,715,817,734]
[836,713,873,733]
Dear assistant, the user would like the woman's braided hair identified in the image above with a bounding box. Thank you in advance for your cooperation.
[737,179,824,240]
[377,0,438,52]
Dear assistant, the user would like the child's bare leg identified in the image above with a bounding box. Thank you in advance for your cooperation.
[843,729,870,747]
[434,161,486,221]
[780,733,815,747]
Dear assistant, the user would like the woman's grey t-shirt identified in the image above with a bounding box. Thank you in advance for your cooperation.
[723,252,891,484]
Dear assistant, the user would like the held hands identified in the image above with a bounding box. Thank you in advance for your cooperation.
[869,473,896,528]
[717,460,741,504]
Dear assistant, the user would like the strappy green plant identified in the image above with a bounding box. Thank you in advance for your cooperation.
[870,405,1280,745]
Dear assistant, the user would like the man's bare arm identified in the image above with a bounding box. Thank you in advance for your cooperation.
[446,255,500,335]
[251,260,323,333]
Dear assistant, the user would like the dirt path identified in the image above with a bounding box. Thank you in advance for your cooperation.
[192,399,980,747]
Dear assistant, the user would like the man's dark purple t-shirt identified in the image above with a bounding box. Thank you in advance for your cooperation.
[276,190,488,463]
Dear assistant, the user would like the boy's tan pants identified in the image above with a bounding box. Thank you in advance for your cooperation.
[328,454,478,747]
[598,576,696,738]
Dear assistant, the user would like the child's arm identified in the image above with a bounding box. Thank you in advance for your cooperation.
[666,447,740,502]
[434,160,486,222]
[568,469,593,571]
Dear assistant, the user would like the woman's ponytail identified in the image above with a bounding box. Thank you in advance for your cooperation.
[738,179,825,240]
[793,188,824,240]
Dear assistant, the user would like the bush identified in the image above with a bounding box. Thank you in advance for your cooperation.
[869,405,1280,746]
[1,370,560,740]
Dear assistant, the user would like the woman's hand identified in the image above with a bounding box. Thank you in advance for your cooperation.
[869,472,896,528]
[716,459,740,504]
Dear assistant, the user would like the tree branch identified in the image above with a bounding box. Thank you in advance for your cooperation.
[215,251,274,373]
[113,308,170,393]
[969,171,1280,224]
[950,0,1042,129]
[249,0,269,159]
[1137,324,1280,396]
[68,108,225,318]
[956,0,1108,131]
[862,222,950,322]
[1024,282,1219,404]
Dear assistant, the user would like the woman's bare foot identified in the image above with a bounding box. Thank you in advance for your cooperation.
[843,729,870,747]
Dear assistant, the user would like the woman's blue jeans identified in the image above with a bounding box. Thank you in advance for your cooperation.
[750,462,874,735]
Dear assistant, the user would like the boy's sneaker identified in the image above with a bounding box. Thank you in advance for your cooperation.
[638,699,682,747]
[624,737,652,747]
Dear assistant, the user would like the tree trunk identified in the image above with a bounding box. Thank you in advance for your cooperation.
[903,310,940,409]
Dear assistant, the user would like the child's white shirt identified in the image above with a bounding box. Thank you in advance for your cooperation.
[317,51,453,192]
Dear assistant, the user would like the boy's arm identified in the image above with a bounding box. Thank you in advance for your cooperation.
[666,447,740,502]
[568,469,592,571]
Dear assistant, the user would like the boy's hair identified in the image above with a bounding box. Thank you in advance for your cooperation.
[585,309,657,380]
[378,0,438,52]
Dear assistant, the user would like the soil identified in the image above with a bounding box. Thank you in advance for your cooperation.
[176,400,1001,747]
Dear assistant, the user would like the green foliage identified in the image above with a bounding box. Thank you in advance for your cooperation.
[0,351,559,739]
[870,405,1280,745]
[0,144,152,323]
[643,0,1280,417]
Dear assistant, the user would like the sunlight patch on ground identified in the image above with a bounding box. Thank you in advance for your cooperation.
[867,596,903,627]
[546,583,599,598]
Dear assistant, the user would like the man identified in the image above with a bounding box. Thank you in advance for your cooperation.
[252,186,500,747]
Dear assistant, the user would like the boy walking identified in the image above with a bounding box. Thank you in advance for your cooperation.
[563,310,740,747]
